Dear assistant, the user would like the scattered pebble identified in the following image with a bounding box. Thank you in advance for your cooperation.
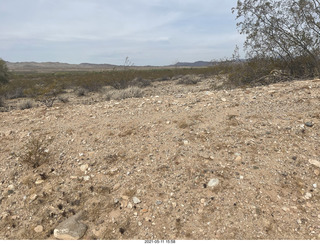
[30,194,38,201]
[7,185,14,190]
[54,211,87,240]
[83,176,90,181]
[305,192,312,200]
[80,164,89,172]
[34,225,43,233]
[282,207,290,212]
[35,179,44,184]
[309,159,320,168]
[156,200,162,205]
[235,156,242,163]
[133,197,141,204]
[208,178,219,188]
[305,122,314,127]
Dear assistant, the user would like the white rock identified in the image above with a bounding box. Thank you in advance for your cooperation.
[305,192,312,199]
[309,159,320,168]
[208,178,220,188]
[35,179,44,185]
[133,197,141,204]
[30,194,38,201]
[54,211,87,240]
[7,185,14,190]
[34,225,44,233]
[80,164,89,172]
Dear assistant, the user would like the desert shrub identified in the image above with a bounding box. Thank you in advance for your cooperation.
[79,80,104,92]
[76,88,87,97]
[128,77,151,88]
[19,100,34,110]
[6,87,25,99]
[0,96,5,107]
[176,75,201,85]
[58,96,69,103]
[21,135,53,168]
[0,59,9,85]
[105,87,143,101]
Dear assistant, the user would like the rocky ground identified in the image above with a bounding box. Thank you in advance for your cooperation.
[0,76,320,240]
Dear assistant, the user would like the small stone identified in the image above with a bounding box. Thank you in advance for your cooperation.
[313,183,317,188]
[83,176,90,181]
[7,185,14,190]
[30,194,38,201]
[138,222,142,226]
[156,200,162,205]
[305,192,312,199]
[208,178,219,188]
[132,197,141,204]
[127,202,133,209]
[141,209,148,214]
[282,207,290,212]
[113,183,121,191]
[183,140,189,145]
[34,225,44,233]
[54,211,87,240]
[80,164,89,172]
[235,156,242,163]
[35,179,44,185]
[221,98,227,102]
[309,159,320,168]
[200,198,206,204]
[305,122,314,127]
[314,169,320,176]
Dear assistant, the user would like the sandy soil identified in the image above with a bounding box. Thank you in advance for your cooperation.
[0,77,320,240]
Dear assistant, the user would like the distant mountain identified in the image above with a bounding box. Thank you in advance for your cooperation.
[6,60,217,72]
[6,61,117,72]
[172,61,214,67]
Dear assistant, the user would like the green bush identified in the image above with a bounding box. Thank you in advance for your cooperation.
[0,59,9,85]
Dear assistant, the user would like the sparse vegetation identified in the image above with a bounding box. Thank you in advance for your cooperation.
[21,135,53,168]
[19,100,34,110]
[0,96,5,107]
[105,87,143,101]
[176,74,200,85]
[0,58,9,85]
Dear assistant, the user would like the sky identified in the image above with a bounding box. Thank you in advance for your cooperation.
[0,0,245,66]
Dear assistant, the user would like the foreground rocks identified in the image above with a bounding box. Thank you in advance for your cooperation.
[54,211,87,240]
[0,78,320,239]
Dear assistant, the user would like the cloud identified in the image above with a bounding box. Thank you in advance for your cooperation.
[0,0,244,65]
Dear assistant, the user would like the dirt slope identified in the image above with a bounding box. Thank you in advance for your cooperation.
[0,78,320,240]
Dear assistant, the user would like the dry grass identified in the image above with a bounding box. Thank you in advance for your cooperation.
[105,87,143,101]
[20,135,53,168]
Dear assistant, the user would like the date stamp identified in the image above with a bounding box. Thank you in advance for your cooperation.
[145,240,176,244]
